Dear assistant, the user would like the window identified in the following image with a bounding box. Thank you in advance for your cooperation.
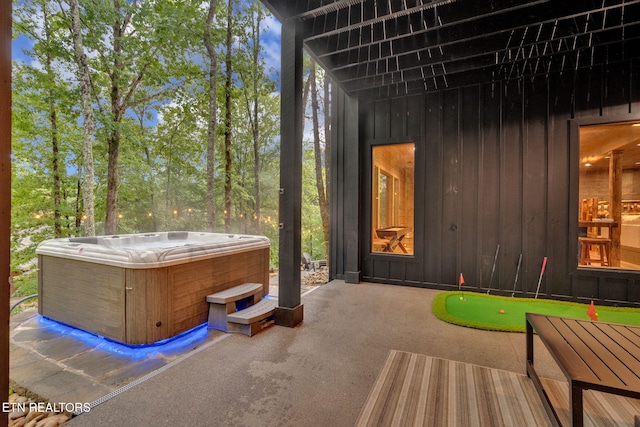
[371,143,414,255]
[578,121,640,270]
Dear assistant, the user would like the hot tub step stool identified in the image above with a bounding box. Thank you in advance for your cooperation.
[226,299,277,336]
[206,283,264,332]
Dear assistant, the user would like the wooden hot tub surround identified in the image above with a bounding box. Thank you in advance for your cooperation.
[37,232,270,345]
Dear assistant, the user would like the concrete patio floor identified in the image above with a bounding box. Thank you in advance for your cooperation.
[11,280,565,426]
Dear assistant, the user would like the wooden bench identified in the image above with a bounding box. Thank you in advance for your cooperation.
[206,283,263,333]
[526,313,640,426]
[226,299,277,336]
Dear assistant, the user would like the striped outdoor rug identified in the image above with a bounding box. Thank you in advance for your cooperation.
[356,350,640,426]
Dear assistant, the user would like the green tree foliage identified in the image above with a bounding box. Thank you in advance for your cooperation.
[11,0,326,271]
[12,1,84,268]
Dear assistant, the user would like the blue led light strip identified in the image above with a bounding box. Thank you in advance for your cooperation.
[38,316,211,360]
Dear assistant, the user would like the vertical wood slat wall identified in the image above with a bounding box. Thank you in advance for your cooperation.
[331,58,640,306]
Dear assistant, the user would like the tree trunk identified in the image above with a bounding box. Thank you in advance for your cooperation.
[164,120,185,210]
[144,146,158,232]
[322,73,331,265]
[49,105,61,237]
[302,69,311,122]
[42,6,62,237]
[310,61,330,262]
[69,0,96,236]
[105,127,121,234]
[138,107,158,232]
[223,0,233,233]
[104,3,126,235]
[75,175,82,230]
[204,0,218,231]
[252,5,262,235]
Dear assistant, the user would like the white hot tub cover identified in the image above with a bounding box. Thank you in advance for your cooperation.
[36,231,270,268]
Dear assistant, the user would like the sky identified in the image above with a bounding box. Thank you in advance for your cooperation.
[12,36,32,65]
[11,1,283,79]
[259,12,282,80]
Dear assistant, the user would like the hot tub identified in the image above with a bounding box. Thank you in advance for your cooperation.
[36,231,270,345]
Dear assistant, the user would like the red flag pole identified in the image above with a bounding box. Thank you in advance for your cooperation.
[459,273,465,301]
[534,257,547,299]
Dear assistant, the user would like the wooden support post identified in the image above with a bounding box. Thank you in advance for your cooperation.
[342,91,360,283]
[276,17,303,327]
[609,150,622,267]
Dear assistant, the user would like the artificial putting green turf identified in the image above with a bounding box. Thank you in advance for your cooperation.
[432,291,640,332]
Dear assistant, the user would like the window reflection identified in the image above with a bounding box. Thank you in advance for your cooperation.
[372,143,414,255]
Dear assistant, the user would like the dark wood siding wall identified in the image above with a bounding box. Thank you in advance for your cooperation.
[331,59,640,306]
[330,89,361,283]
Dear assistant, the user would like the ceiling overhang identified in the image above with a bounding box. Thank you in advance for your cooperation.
[261,0,640,97]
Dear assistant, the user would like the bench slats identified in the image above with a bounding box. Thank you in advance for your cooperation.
[601,322,640,348]
[529,316,592,380]
[227,299,277,325]
[586,323,640,387]
[528,313,640,427]
[530,314,640,394]
[548,317,624,387]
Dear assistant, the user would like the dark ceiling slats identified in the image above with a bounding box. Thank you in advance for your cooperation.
[329,3,634,72]
[338,24,640,92]
[262,0,640,96]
